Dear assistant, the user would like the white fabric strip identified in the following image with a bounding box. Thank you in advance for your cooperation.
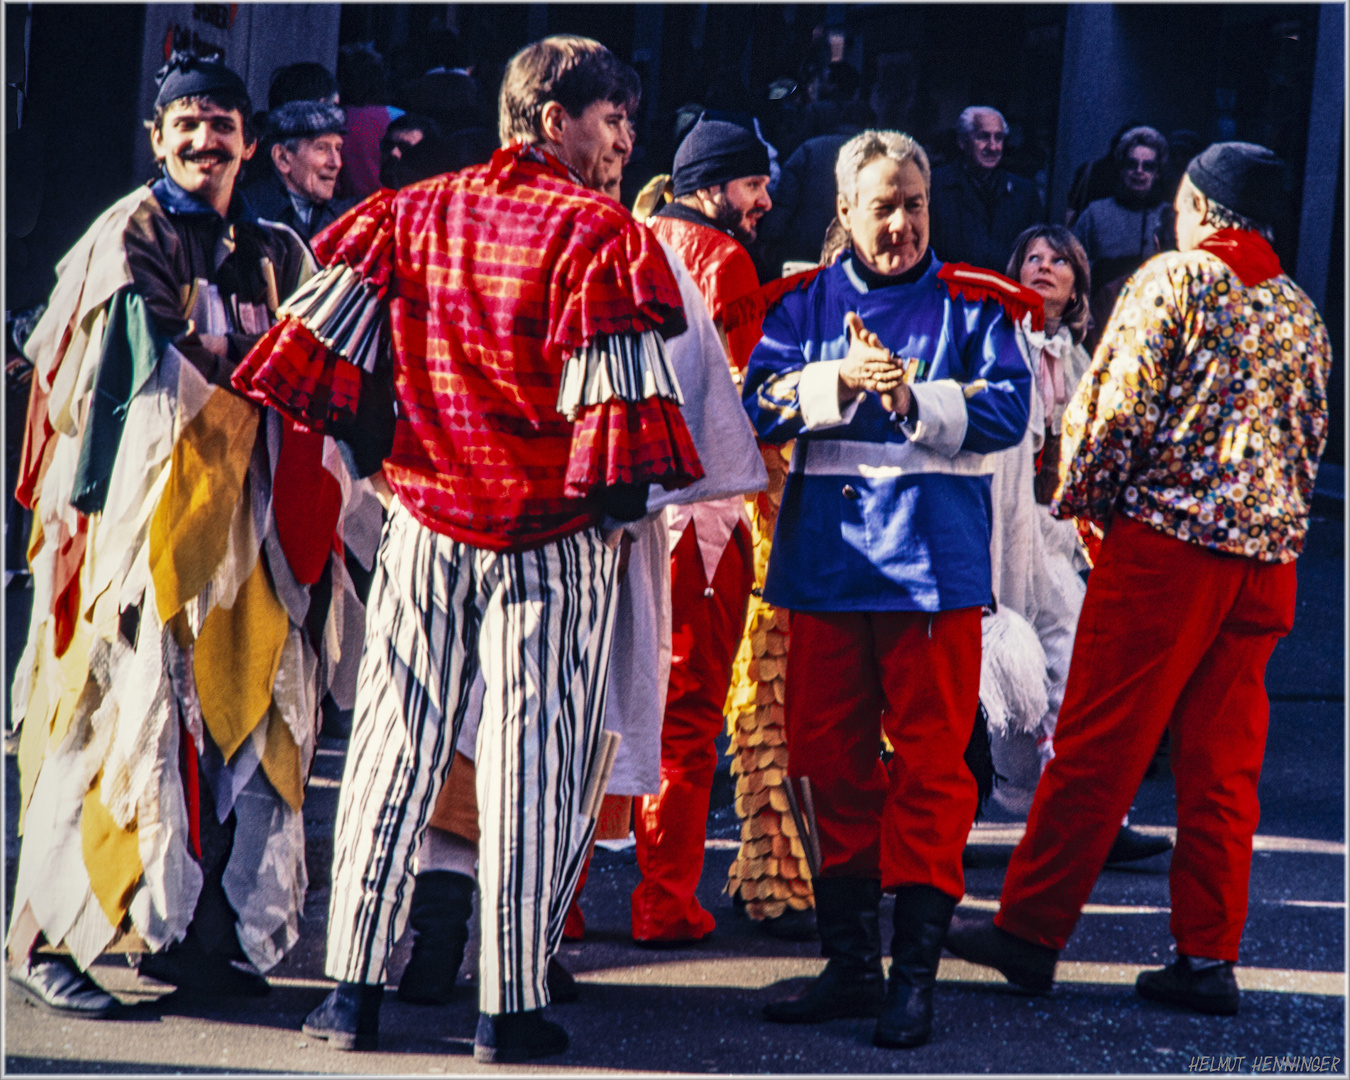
[556,331,685,420]
[799,360,864,431]
[897,379,969,457]
[797,438,994,479]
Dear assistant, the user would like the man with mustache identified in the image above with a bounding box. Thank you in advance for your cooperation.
[745,129,1032,1049]
[242,99,354,246]
[626,115,773,945]
[9,51,364,1017]
[233,35,702,1063]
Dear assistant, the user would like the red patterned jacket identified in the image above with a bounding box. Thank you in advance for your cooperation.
[234,145,703,551]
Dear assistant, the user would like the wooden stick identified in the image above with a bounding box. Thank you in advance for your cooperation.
[783,778,819,880]
[798,776,824,876]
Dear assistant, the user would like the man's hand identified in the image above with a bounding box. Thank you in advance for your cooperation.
[839,311,911,415]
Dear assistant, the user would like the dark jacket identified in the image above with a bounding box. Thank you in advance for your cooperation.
[927,160,1043,273]
[240,169,355,246]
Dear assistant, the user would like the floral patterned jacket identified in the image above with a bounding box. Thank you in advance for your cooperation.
[1052,244,1330,562]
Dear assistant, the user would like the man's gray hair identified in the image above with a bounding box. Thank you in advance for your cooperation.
[956,106,1007,139]
[1203,195,1276,242]
[835,129,931,206]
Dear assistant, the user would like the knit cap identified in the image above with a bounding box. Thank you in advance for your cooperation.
[1186,142,1284,224]
[672,116,771,196]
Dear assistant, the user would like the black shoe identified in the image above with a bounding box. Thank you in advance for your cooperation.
[1105,825,1173,866]
[302,982,383,1051]
[473,1009,569,1063]
[397,870,475,1005]
[1136,956,1239,1016]
[762,878,885,1023]
[137,946,271,998]
[9,955,118,1018]
[873,886,957,1049]
[944,916,1058,994]
[758,906,818,942]
[547,957,579,1004]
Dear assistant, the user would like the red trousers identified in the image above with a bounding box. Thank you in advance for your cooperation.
[632,519,754,940]
[784,607,982,899]
[996,515,1297,960]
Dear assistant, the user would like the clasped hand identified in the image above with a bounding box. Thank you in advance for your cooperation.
[838,311,911,416]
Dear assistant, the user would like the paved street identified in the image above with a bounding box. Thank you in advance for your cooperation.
[5,498,1344,1074]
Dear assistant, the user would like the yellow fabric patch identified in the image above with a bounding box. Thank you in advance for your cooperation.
[81,771,142,928]
[149,387,259,625]
[260,703,304,814]
[193,558,289,762]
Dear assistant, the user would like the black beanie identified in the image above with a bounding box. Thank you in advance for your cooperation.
[672,116,771,197]
[155,52,250,112]
[1186,142,1284,225]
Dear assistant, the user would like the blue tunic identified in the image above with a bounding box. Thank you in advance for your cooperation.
[743,253,1032,613]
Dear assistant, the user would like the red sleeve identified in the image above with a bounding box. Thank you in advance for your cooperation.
[713,245,767,371]
[550,219,686,355]
[231,190,397,431]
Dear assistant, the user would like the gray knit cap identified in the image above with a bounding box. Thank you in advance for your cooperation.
[1186,142,1284,225]
[269,99,347,140]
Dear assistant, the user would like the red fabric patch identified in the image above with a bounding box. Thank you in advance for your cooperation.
[180,715,201,860]
[51,515,87,658]
[1197,228,1283,287]
[565,396,704,499]
[311,189,398,292]
[231,319,360,433]
[272,418,344,585]
[938,261,1045,331]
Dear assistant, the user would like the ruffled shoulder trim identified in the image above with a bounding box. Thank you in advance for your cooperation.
[311,188,397,292]
[721,266,824,334]
[551,220,686,351]
[938,261,1044,332]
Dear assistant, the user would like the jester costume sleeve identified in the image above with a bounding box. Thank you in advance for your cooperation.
[9,180,385,975]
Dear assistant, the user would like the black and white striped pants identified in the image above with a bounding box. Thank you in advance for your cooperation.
[325,500,617,1014]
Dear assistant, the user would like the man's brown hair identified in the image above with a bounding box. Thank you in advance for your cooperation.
[498,35,640,147]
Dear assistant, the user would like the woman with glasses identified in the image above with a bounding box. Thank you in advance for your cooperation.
[1070,126,1170,350]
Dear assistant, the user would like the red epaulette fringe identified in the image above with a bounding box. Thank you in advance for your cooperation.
[722,266,824,335]
[937,262,1045,332]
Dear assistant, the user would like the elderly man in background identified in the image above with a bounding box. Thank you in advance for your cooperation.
[946,143,1329,1020]
[928,105,1043,272]
[746,129,1032,1049]
[242,99,354,244]
[233,35,702,1063]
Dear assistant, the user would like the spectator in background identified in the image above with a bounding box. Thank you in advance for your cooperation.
[269,61,339,109]
[337,43,403,200]
[1064,121,1139,226]
[759,97,873,275]
[1072,126,1169,351]
[928,106,1043,272]
[242,100,355,244]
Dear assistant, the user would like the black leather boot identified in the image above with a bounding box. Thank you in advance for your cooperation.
[873,885,957,1048]
[762,877,884,1023]
[302,982,383,1051]
[474,1009,570,1063]
[397,870,475,1005]
[1136,955,1239,1016]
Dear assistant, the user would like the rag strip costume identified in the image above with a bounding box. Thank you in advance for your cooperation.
[742,251,1032,896]
[232,143,701,1014]
[9,175,378,976]
[982,318,1093,812]
[627,203,766,941]
[992,229,1329,960]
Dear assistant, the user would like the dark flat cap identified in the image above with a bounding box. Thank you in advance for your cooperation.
[269,99,347,141]
[1186,142,1285,225]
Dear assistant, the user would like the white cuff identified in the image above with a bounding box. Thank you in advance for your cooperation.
[800,360,863,431]
[897,379,969,457]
